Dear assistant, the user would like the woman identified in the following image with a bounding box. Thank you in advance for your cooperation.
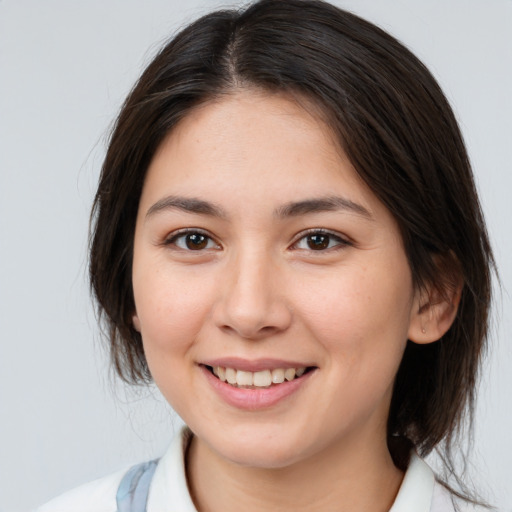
[37,1,495,510]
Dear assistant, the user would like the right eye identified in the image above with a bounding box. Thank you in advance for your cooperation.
[165,230,220,251]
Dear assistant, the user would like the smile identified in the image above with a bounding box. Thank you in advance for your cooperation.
[200,362,316,410]
[208,366,308,388]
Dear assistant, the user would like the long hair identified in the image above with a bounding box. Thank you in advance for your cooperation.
[89,0,494,501]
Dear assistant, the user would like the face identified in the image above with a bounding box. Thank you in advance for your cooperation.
[132,91,422,469]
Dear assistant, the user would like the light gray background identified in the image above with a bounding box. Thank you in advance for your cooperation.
[0,1,510,511]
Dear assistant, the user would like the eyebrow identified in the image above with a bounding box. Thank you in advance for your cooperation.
[275,196,372,219]
[145,195,372,221]
[146,196,227,219]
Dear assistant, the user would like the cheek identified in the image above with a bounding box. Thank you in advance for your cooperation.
[295,263,413,367]
[291,266,413,432]
[133,264,215,360]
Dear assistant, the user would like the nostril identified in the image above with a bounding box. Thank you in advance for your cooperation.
[261,325,276,332]
[218,323,281,340]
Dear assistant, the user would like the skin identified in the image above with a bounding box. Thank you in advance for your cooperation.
[131,90,456,512]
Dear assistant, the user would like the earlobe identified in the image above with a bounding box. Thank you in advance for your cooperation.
[408,282,462,344]
[132,313,141,332]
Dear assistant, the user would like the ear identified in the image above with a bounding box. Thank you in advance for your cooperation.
[408,280,462,344]
[132,312,141,332]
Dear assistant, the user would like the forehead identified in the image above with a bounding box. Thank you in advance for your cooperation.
[138,90,391,225]
[157,89,342,165]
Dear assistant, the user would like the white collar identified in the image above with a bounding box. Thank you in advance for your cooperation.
[147,427,435,511]
[390,452,435,512]
[147,427,197,511]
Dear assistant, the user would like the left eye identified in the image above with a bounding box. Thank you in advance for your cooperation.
[293,231,349,251]
[167,231,219,251]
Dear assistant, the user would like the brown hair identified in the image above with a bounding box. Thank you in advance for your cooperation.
[89,0,494,498]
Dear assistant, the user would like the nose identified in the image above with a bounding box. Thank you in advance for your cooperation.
[212,249,292,340]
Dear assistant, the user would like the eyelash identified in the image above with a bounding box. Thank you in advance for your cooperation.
[291,229,351,252]
[164,228,351,253]
[164,229,221,251]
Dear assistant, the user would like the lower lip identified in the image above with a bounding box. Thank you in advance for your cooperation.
[200,366,314,411]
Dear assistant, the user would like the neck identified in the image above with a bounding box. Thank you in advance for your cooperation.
[186,428,404,512]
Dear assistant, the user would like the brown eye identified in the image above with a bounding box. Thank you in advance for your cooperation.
[185,233,208,250]
[167,231,219,251]
[293,230,350,252]
[306,234,330,250]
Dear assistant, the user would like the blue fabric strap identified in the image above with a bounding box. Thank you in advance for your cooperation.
[116,460,159,512]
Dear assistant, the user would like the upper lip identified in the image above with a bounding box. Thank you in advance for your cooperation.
[200,357,314,372]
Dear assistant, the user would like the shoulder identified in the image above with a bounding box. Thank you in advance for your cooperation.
[34,468,127,512]
[431,481,491,512]
[34,427,192,512]
[393,453,489,512]
[431,482,458,512]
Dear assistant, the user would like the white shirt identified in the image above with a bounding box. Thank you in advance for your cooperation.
[36,428,465,512]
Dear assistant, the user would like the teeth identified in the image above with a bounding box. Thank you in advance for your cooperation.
[284,368,296,381]
[271,368,285,384]
[225,367,237,385]
[253,370,272,387]
[211,366,307,387]
[216,366,226,382]
[236,370,253,386]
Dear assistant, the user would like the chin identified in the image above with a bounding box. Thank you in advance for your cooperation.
[201,423,313,469]
[225,444,305,469]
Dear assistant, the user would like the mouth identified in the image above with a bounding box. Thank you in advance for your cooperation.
[203,365,315,389]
